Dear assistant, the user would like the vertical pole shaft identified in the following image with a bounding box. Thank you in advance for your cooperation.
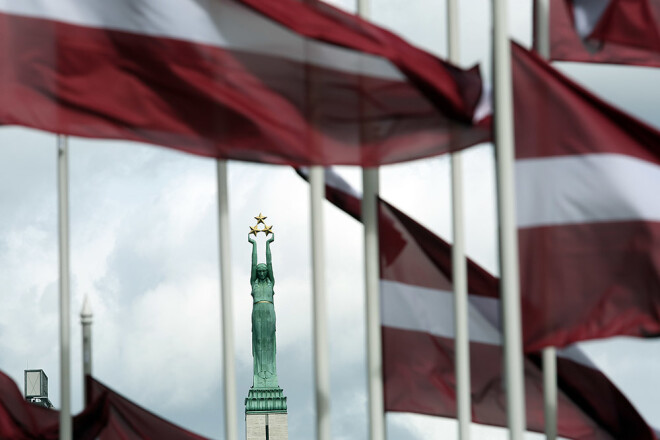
[217,160,237,440]
[363,168,384,440]
[542,347,557,440]
[356,0,383,437]
[533,3,556,438]
[447,1,471,439]
[57,135,72,440]
[492,1,526,439]
[80,295,93,405]
[534,0,551,59]
[310,166,331,440]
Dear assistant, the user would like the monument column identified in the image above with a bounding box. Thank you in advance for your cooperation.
[245,214,288,440]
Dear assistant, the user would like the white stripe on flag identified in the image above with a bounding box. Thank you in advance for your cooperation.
[516,153,660,228]
[380,280,501,345]
[0,0,402,80]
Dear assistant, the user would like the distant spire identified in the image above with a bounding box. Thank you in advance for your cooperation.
[80,294,93,324]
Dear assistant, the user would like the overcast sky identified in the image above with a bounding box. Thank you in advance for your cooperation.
[1,0,659,439]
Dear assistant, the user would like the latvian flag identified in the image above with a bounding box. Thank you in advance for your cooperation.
[298,167,658,439]
[0,0,489,166]
[513,42,660,352]
[543,0,660,67]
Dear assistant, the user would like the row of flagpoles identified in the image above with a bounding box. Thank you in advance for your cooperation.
[47,0,518,439]
[48,0,659,439]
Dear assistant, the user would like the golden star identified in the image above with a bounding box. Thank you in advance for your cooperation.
[254,212,267,225]
[263,224,274,236]
[249,225,260,236]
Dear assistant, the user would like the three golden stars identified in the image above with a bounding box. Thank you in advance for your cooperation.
[250,213,273,236]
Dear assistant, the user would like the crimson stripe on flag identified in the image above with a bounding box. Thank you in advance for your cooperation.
[519,220,660,351]
[512,43,660,163]
[546,0,660,67]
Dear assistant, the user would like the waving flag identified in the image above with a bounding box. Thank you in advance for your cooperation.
[513,43,660,351]
[543,0,660,67]
[0,371,208,439]
[0,0,488,166]
[296,168,658,439]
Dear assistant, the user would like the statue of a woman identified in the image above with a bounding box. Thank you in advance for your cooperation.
[248,232,278,388]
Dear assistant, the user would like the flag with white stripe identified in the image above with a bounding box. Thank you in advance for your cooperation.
[0,0,489,166]
[297,167,658,439]
[542,0,660,67]
[513,42,660,351]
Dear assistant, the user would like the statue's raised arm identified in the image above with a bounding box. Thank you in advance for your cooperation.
[248,233,257,284]
[266,233,275,286]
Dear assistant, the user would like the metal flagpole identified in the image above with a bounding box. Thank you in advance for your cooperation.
[310,166,331,440]
[363,168,384,440]
[447,0,471,438]
[542,347,557,440]
[356,0,385,438]
[57,135,72,440]
[217,160,238,440]
[80,294,93,405]
[533,2,557,438]
[535,0,550,59]
[492,1,526,439]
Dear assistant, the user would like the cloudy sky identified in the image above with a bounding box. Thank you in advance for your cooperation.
[1,0,660,439]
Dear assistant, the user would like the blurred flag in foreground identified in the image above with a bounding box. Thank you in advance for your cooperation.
[513,42,660,351]
[0,371,207,439]
[541,0,660,67]
[296,167,658,439]
[0,0,488,166]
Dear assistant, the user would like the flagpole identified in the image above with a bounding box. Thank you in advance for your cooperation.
[534,2,557,439]
[310,166,331,440]
[357,0,385,437]
[492,1,526,439]
[363,167,384,440]
[534,0,550,59]
[80,294,93,405]
[57,135,72,440]
[217,159,238,440]
[447,0,471,439]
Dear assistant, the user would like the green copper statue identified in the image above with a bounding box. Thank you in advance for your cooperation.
[248,213,278,388]
[245,213,287,413]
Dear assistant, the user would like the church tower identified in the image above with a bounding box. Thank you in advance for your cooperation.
[245,214,288,440]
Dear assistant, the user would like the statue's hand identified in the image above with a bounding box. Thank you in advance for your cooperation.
[248,233,256,244]
[267,233,275,244]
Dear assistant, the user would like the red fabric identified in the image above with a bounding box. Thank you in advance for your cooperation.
[383,327,631,440]
[588,0,660,53]
[519,221,660,351]
[0,1,489,166]
[545,0,660,67]
[513,43,660,350]
[0,371,208,439]
[86,376,208,440]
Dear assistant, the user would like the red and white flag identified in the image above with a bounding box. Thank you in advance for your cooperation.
[513,42,660,351]
[297,168,658,439]
[543,0,660,67]
[0,0,489,166]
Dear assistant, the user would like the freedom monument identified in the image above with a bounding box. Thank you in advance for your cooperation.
[245,214,288,440]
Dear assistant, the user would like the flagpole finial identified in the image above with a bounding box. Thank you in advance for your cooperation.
[80,294,93,324]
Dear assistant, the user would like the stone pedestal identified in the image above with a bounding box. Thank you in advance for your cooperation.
[245,387,287,439]
[245,413,288,440]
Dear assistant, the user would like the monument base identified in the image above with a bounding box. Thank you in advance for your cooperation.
[245,387,287,413]
[245,413,288,440]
